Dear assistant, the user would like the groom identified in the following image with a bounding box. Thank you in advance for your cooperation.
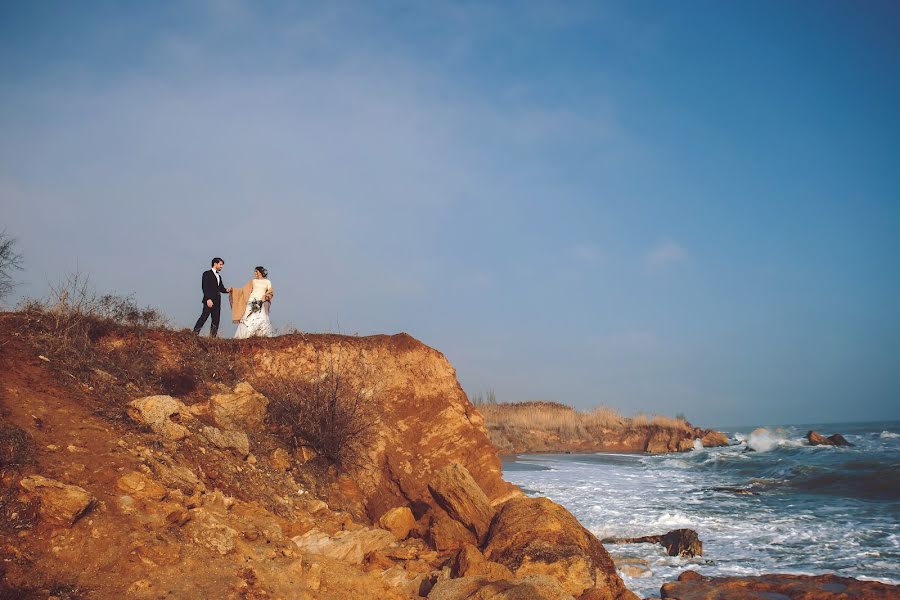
[192,257,232,337]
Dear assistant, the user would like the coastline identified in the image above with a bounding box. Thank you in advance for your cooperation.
[1,310,895,599]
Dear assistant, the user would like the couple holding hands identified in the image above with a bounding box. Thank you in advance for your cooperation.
[192,257,274,339]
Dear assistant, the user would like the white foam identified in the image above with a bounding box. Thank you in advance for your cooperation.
[747,428,782,452]
[693,438,705,452]
[880,430,899,439]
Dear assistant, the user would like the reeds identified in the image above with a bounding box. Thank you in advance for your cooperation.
[477,400,691,432]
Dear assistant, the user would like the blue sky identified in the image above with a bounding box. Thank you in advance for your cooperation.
[2,1,898,426]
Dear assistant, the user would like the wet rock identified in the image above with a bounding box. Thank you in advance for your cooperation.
[660,572,898,599]
[210,381,268,431]
[828,433,852,446]
[19,475,95,526]
[698,430,729,448]
[128,395,191,441]
[377,506,416,540]
[428,574,577,600]
[807,430,854,447]
[291,527,395,564]
[428,463,495,545]
[200,426,250,458]
[483,497,637,600]
[450,544,514,581]
[601,529,702,558]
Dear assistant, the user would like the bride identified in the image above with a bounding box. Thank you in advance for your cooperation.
[231,266,275,338]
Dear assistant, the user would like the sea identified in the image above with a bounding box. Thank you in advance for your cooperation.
[501,421,900,599]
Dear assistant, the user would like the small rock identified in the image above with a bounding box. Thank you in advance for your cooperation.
[116,471,167,501]
[165,509,191,527]
[19,475,95,526]
[377,506,416,540]
[200,426,250,458]
[271,448,292,471]
[209,382,268,431]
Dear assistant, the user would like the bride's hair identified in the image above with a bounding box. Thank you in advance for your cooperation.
[255,266,268,278]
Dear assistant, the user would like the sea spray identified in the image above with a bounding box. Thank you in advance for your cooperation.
[746,427,781,452]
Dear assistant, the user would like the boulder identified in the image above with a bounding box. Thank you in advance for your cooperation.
[210,381,268,431]
[128,395,191,441]
[428,574,576,600]
[660,572,898,599]
[483,497,636,600]
[428,463,495,545]
[292,527,395,564]
[377,506,416,540]
[420,508,478,551]
[698,430,729,447]
[19,475,95,526]
[807,430,854,447]
[200,426,250,458]
[450,544,514,581]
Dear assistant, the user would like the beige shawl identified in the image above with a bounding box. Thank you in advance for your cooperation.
[229,279,274,323]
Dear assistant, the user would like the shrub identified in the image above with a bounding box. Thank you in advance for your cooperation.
[0,231,23,302]
[261,350,377,468]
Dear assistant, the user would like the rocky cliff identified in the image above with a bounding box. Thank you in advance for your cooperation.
[0,312,632,599]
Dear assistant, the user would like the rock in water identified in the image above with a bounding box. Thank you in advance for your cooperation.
[827,433,853,446]
[601,529,703,558]
[428,463,496,545]
[807,430,854,447]
[661,572,898,599]
[483,497,638,600]
[659,529,702,558]
[19,475,95,526]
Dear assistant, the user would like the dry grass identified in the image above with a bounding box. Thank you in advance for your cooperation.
[478,400,691,433]
[11,272,242,420]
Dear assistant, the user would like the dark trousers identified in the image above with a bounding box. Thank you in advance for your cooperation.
[193,302,221,337]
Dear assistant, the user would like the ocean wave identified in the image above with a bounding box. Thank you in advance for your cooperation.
[650,512,694,528]
[880,430,899,439]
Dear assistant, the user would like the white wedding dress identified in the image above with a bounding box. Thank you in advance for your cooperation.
[234,278,274,339]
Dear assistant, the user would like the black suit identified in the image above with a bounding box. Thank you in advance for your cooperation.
[193,269,228,337]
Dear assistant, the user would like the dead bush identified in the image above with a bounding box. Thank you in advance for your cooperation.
[261,350,378,468]
[0,424,33,471]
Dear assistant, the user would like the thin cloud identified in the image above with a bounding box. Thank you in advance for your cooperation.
[644,240,689,270]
